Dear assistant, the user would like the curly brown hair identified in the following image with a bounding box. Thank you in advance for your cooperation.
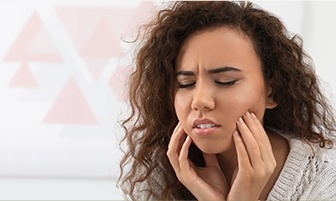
[118,1,336,200]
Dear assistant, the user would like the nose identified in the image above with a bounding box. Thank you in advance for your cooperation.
[191,82,215,111]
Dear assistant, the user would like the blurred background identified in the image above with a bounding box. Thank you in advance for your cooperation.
[0,1,335,200]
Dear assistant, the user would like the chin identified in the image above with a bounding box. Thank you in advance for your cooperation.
[195,142,232,155]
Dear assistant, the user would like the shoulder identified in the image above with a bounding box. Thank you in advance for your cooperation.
[282,134,336,179]
[268,133,336,200]
[288,135,336,168]
[288,136,336,199]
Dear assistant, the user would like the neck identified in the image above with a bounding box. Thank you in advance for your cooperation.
[216,147,238,186]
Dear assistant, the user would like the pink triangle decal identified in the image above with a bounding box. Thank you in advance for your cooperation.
[80,19,123,80]
[80,19,123,58]
[4,11,62,62]
[55,6,133,51]
[83,58,109,81]
[8,63,39,88]
[43,77,97,124]
[109,65,132,102]
[122,1,157,39]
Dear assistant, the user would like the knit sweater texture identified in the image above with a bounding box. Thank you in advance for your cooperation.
[267,134,336,200]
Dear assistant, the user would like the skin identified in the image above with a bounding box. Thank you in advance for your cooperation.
[167,27,289,200]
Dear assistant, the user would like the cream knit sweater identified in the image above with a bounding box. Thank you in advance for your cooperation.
[267,134,336,200]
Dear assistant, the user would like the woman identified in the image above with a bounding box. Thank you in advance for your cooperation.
[119,1,336,200]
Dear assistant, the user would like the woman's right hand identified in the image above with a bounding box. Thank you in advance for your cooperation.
[166,123,229,201]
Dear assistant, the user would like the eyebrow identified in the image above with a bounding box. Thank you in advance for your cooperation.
[175,66,241,76]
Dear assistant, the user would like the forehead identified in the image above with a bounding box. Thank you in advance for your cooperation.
[175,27,261,73]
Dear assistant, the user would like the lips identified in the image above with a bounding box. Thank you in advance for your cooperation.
[193,118,220,129]
[192,118,220,136]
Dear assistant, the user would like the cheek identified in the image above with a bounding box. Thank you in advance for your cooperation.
[221,87,267,119]
[174,92,194,135]
[244,88,268,117]
[174,92,188,122]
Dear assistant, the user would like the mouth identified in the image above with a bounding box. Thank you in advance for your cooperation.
[192,119,221,132]
[195,123,218,129]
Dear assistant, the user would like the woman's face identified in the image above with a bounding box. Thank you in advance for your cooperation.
[174,27,277,154]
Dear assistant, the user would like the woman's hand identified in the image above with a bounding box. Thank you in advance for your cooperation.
[227,111,276,200]
[166,123,229,201]
[166,111,276,201]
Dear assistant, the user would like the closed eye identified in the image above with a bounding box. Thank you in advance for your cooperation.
[177,82,196,88]
[215,80,238,86]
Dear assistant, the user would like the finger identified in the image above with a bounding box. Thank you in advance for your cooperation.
[167,123,186,172]
[244,112,274,162]
[168,123,185,151]
[242,112,267,160]
[179,135,194,170]
[244,113,277,181]
[169,122,181,139]
[236,117,261,166]
[232,130,250,168]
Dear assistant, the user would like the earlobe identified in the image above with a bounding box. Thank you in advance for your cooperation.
[266,98,278,109]
[266,86,278,109]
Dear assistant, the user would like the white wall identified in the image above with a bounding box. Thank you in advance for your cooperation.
[257,1,336,105]
[0,0,156,199]
[0,1,335,200]
[302,2,336,104]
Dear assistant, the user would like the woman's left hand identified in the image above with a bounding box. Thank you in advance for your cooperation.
[227,111,277,200]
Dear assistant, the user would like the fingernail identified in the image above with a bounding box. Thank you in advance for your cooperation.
[238,117,243,123]
[245,111,251,118]
[251,112,257,119]
[233,130,240,138]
